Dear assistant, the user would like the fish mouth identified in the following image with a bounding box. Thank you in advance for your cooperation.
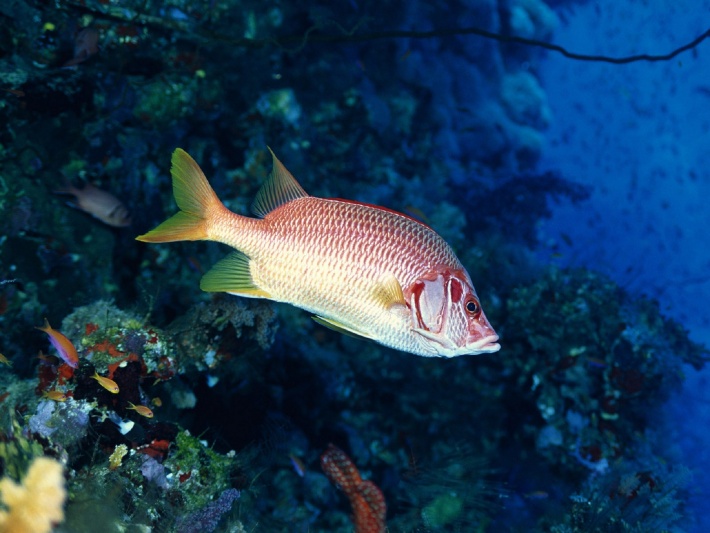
[469,334,501,354]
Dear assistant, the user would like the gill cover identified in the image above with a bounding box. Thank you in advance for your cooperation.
[406,267,499,356]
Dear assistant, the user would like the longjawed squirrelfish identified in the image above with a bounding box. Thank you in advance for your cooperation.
[35,319,79,368]
[137,149,500,358]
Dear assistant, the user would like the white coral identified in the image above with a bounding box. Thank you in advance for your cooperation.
[501,71,551,128]
[0,457,66,533]
[509,0,559,40]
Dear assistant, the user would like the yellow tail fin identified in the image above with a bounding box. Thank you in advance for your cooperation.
[136,149,222,243]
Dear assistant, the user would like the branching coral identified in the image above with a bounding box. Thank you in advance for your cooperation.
[0,456,66,533]
[321,444,386,533]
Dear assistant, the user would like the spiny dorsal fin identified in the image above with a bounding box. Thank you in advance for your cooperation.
[251,148,309,218]
[200,251,271,298]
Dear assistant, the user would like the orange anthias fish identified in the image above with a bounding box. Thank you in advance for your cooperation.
[91,371,119,393]
[55,182,131,227]
[36,319,79,368]
[43,390,68,402]
[137,149,500,358]
[127,402,154,418]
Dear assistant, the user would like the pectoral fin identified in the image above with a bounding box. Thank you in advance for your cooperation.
[371,273,407,310]
[200,251,272,298]
[312,316,374,341]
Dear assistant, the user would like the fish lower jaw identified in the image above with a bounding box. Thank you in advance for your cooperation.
[411,330,501,357]
[468,334,501,355]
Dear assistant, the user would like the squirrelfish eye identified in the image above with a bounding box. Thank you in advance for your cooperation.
[465,298,480,316]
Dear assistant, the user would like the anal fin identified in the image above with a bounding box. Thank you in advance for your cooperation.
[312,316,373,341]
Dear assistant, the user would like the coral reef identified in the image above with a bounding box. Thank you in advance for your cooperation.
[0,456,66,533]
[174,488,241,533]
[503,267,706,477]
[458,170,591,246]
[0,295,275,530]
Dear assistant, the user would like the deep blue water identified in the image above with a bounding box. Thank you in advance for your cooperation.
[537,1,710,530]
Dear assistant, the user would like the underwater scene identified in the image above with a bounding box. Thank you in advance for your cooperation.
[1,0,709,531]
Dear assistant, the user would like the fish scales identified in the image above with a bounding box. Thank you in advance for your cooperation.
[211,197,462,354]
[137,148,500,357]
[226,198,459,297]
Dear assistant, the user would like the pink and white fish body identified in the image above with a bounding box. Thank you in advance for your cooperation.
[137,149,500,358]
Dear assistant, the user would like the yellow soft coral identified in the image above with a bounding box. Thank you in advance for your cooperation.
[0,457,66,533]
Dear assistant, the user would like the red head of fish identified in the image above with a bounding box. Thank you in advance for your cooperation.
[405,267,499,356]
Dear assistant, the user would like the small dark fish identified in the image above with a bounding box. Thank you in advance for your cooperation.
[55,183,131,227]
[63,27,99,68]
[2,89,25,98]
[524,490,549,500]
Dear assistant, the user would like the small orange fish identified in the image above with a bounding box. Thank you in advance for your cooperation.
[43,390,68,402]
[2,88,25,98]
[36,350,54,364]
[0,353,12,367]
[151,397,163,407]
[36,319,79,368]
[91,371,119,393]
[288,453,306,477]
[127,402,153,418]
[55,182,131,227]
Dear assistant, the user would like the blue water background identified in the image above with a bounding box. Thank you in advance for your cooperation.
[536,1,710,528]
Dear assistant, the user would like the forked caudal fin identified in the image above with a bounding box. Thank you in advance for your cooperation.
[136,148,223,243]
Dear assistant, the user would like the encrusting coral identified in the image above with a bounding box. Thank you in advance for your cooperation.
[0,457,66,533]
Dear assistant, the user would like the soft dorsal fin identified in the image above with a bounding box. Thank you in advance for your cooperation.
[251,148,309,218]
